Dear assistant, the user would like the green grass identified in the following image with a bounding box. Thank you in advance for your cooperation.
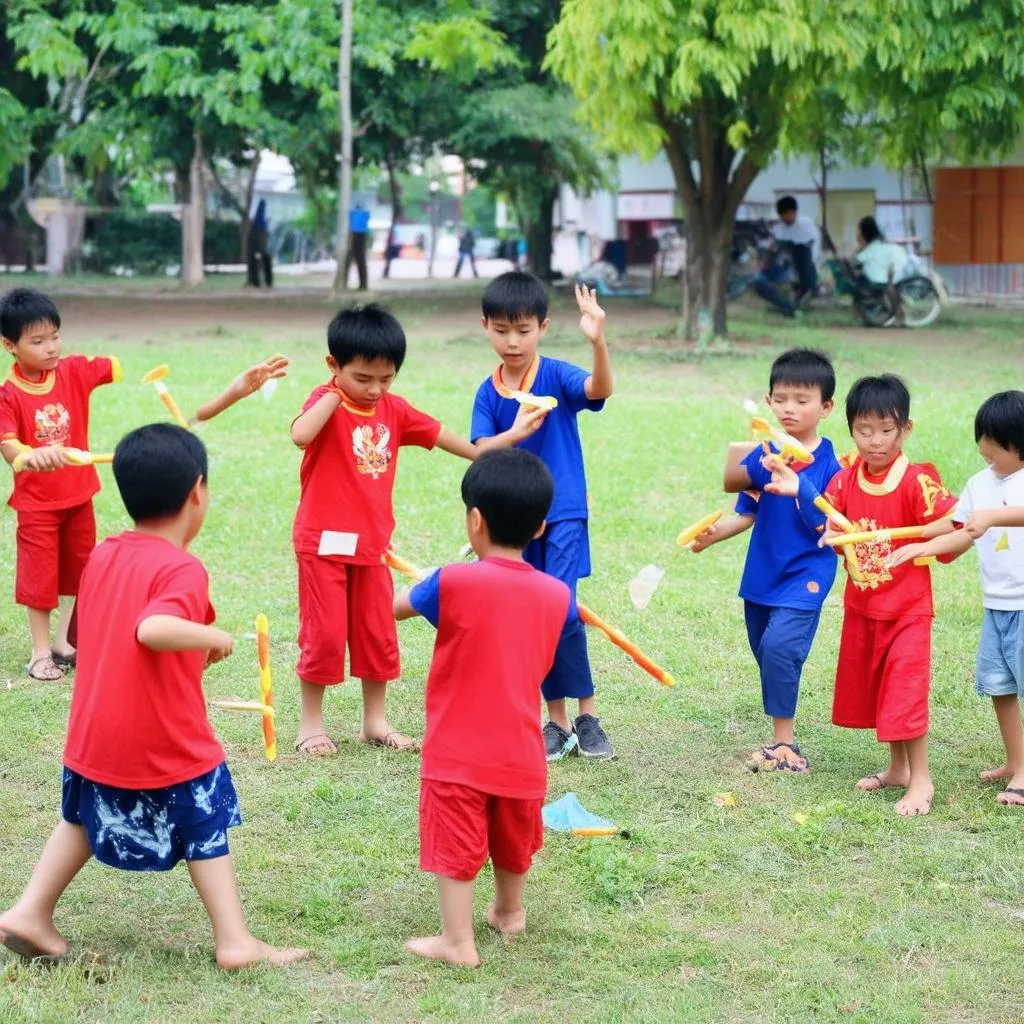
[2,294,1023,1023]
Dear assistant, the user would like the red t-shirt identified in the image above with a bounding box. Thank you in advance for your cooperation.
[63,532,225,789]
[825,455,958,619]
[0,354,120,511]
[292,386,442,563]
[410,558,572,799]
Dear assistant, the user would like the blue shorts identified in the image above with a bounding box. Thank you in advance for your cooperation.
[524,519,594,702]
[976,609,1024,698]
[744,601,822,720]
[61,762,242,872]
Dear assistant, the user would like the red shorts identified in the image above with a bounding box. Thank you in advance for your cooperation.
[15,503,96,611]
[419,779,544,881]
[833,611,932,741]
[295,553,399,684]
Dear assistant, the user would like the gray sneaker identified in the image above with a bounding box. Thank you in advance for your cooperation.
[543,721,578,762]
[574,714,614,760]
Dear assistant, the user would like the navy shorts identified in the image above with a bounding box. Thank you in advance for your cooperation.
[524,519,594,702]
[744,601,822,720]
[61,762,242,871]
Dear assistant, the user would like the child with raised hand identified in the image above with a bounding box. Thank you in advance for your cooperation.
[470,274,615,762]
[766,374,957,816]
[891,390,1024,806]
[0,424,307,969]
[290,303,543,757]
[0,288,121,682]
[394,448,572,967]
[697,348,842,773]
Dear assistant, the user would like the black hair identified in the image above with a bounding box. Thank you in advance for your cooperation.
[481,271,549,323]
[859,215,883,244]
[113,424,208,522]
[327,303,406,372]
[975,390,1024,456]
[461,448,554,549]
[776,195,798,216]
[769,348,836,402]
[845,374,911,430]
[0,288,61,342]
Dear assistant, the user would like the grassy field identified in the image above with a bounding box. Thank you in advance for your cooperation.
[1,289,1023,1023]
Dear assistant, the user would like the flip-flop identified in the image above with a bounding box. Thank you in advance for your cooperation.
[294,733,337,756]
[50,650,76,669]
[997,787,1024,807]
[0,927,69,964]
[360,731,420,753]
[24,656,64,682]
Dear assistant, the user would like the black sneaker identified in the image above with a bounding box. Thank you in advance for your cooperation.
[543,721,578,762]
[574,714,614,760]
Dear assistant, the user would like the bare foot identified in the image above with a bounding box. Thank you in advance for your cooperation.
[404,935,480,967]
[856,770,909,793]
[980,764,1014,784]
[216,939,308,970]
[294,733,337,757]
[895,781,934,817]
[358,728,419,752]
[486,903,526,937]
[0,912,71,960]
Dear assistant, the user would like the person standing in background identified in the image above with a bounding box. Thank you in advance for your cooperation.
[345,203,371,291]
[454,229,478,279]
[248,200,273,288]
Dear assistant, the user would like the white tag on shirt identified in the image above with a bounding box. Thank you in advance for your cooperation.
[318,530,359,557]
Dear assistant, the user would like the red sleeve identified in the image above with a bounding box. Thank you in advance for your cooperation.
[291,384,333,431]
[824,466,849,515]
[135,560,215,633]
[909,463,958,525]
[66,354,120,391]
[0,386,18,443]
[398,398,443,450]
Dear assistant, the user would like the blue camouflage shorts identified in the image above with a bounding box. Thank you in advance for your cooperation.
[61,761,242,871]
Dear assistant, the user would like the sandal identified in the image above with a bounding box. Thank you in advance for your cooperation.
[294,733,338,756]
[997,787,1024,807]
[25,656,64,682]
[747,741,809,774]
[359,730,420,753]
[51,650,76,670]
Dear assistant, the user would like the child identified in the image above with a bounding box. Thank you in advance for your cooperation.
[0,424,306,968]
[290,303,542,756]
[696,349,842,773]
[893,390,1024,806]
[0,288,121,681]
[767,374,957,816]
[394,448,572,967]
[470,274,614,761]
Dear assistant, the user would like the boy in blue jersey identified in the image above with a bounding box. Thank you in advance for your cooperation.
[691,349,842,772]
[471,274,615,761]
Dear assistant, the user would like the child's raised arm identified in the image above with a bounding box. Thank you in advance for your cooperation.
[193,355,289,425]
[576,285,613,401]
[886,528,974,570]
[442,406,550,461]
[291,388,343,448]
[393,589,419,621]
[724,441,757,493]
[137,615,234,665]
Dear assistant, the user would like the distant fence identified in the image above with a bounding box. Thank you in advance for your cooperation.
[935,264,1024,299]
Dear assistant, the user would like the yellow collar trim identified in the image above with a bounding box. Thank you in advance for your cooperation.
[7,364,55,396]
[856,454,909,496]
[491,354,541,399]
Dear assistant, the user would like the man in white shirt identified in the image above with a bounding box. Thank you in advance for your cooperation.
[754,196,820,318]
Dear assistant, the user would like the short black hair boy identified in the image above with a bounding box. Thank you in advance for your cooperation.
[0,288,61,343]
[481,271,549,323]
[975,390,1024,457]
[770,348,836,402]
[776,196,798,217]
[461,448,554,549]
[114,424,208,522]
[327,303,407,372]
[845,374,911,430]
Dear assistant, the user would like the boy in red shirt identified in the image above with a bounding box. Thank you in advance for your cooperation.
[394,448,571,967]
[767,375,957,816]
[0,288,120,681]
[0,424,306,968]
[291,303,544,756]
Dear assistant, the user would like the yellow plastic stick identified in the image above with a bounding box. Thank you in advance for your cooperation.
[823,525,928,548]
[511,391,557,410]
[676,510,724,548]
[750,416,814,464]
[813,495,867,583]
[570,827,620,837]
[12,447,114,472]
[210,700,276,716]
[255,613,276,761]
[142,364,190,429]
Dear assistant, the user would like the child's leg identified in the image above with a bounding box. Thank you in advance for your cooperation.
[991,695,1024,803]
[487,868,528,936]
[187,855,307,969]
[53,597,76,657]
[0,820,92,958]
[297,681,335,754]
[405,875,480,967]
[486,794,541,937]
[895,735,933,816]
[857,740,910,791]
[52,502,94,659]
[26,606,55,664]
[358,678,416,750]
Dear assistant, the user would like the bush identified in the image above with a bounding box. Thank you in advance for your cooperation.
[80,212,242,275]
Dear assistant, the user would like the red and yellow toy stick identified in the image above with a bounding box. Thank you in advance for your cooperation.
[383,549,426,581]
[576,604,674,687]
[12,447,113,472]
[142,364,190,429]
[813,495,867,583]
[571,827,620,837]
[823,525,928,548]
[255,613,276,762]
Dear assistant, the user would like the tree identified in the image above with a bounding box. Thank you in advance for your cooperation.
[332,0,354,294]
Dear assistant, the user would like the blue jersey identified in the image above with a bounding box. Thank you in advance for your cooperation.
[738,437,842,610]
[471,355,604,523]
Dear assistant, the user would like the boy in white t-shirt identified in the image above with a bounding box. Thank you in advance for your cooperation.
[892,391,1024,806]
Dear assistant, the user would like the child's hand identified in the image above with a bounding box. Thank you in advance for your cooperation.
[818,528,843,549]
[575,283,607,345]
[965,510,996,539]
[231,354,289,400]
[205,629,235,666]
[688,525,718,553]
[24,446,71,472]
[508,404,549,441]
[886,543,926,570]
[761,454,799,497]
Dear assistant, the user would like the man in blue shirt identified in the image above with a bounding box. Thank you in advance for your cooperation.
[345,203,371,290]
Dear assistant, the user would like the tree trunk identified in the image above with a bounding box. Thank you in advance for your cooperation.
[524,185,558,281]
[332,0,354,295]
[181,131,206,287]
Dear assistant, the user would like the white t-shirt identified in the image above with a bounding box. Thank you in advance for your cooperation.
[954,465,1024,609]
[772,215,819,263]
[856,240,909,285]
